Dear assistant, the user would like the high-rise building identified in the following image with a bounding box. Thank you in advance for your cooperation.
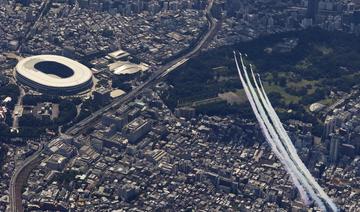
[306,0,319,21]
[322,115,337,141]
[329,132,341,163]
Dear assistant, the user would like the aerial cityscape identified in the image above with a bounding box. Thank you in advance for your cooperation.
[0,0,359,211]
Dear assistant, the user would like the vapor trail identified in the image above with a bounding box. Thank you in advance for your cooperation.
[236,52,326,210]
[253,71,338,211]
[236,52,337,211]
[244,64,326,209]
[233,52,311,204]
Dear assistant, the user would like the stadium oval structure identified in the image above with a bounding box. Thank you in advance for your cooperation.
[16,55,93,95]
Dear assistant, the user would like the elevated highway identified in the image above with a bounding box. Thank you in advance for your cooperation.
[9,1,218,211]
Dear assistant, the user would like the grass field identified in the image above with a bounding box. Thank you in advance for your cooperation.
[163,28,360,117]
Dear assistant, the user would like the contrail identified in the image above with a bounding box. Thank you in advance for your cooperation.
[249,65,336,211]
[244,64,326,209]
[233,52,311,205]
[237,52,325,209]
[253,71,338,211]
[234,52,337,211]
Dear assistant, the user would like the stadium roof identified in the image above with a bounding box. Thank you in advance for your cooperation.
[16,55,93,89]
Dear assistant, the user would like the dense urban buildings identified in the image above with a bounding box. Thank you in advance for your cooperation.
[0,0,359,211]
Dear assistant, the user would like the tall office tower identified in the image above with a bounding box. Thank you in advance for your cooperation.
[136,0,144,13]
[352,10,360,25]
[307,0,319,21]
[329,133,341,163]
[323,115,337,141]
[350,131,360,153]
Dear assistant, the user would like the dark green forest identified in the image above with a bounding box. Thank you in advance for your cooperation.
[162,28,360,136]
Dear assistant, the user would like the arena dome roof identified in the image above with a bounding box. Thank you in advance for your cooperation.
[16,55,93,94]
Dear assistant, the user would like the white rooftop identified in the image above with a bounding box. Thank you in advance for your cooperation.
[16,55,93,88]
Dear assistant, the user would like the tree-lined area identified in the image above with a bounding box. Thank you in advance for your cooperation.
[162,28,360,136]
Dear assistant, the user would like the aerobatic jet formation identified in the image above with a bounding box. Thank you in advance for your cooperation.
[233,51,337,212]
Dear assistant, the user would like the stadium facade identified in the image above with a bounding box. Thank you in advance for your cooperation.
[15,55,93,95]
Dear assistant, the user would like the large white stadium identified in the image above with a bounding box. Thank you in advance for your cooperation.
[15,55,93,95]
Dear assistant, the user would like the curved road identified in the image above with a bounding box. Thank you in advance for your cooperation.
[9,1,217,211]
[9,144,44,212]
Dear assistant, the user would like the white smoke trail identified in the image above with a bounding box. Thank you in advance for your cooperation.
[236,52,326,210]
[252,70,338,212]
[233,52,311,205]
[245,64,326,209]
